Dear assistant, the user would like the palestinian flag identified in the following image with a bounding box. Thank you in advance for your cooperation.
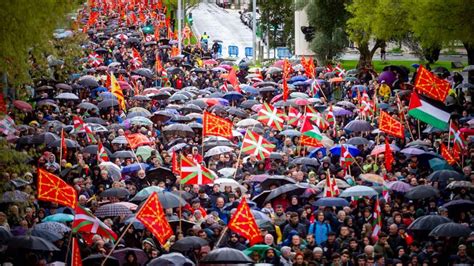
[301,116,323,140]
[242,130,275,161]
[72,205,118,243]
[180,155,215,185]
[257,102,285,131]
[408,92,450,129]
[288,106,302,127]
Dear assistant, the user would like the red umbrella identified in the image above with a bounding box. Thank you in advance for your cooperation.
[270,94,283,103]
[118,81,131,90]
[273,59,285,68]
[13,100,32,112]
[294,98,310,106]
[203,59,218,65]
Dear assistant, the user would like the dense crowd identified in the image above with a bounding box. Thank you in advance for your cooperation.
[0,2,474,266]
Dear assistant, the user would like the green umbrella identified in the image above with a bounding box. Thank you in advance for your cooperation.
[243,244,280,257]
[429,158,453,171]
[136,146,155,161]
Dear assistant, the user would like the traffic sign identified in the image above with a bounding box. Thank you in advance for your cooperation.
[245,47,253,57]
[228,45,239,57]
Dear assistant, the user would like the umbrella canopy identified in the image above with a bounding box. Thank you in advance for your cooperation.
[427,170,465,183]
[329,144,360,156]
[42,213,74,223]
[370,143,400,155]
[82,254,119,266]
[147,252,195,266]
[339,185,378,198]
[0,227,12,245]
[95,203,133,218]
[315,178,350,189]
[442,199,474,210]
[100,187,130,198]
[447,181,474,189]
[8,235,59,251]
[265,184,309,202]
[201,248,252,264]
[163,123,195,137]
[34,222,71,234]
[132,187,186,209]
[243,244,281,257]
[112,248,148,265]
[407,215,451,231]
[30,229,64,242]
[171,236,209,253]
[344,120,372,132]
[313,197,349,207]
[214,178,247,193]
[204,146,234,158]
[386,181,412,193]
[347,137,370,145]
[55,92,79,100]
[429,222,472,237]
[260,175,296,190]
[359,174,384,184]
[405,185,439,200]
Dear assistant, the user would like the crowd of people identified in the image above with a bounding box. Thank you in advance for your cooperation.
[1,1,474,266]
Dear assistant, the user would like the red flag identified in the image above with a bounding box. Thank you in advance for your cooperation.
[180,155,215,185]
[61,128,67,160]
[72,205,117,243]
[414,65,450,102]
[305,57,315,78]
[257,102,285,131]
[37,168,77,208]
[71,237,82,266]
[125,133,152,149]
[282,79,289,102]
[282,59,292,78]
[379,111,404,139]
[385,138,394,171]
[203,112,233,139]
[97,141,109,162]
[227,68,241,93]
[300,134,323,148]
[172,151,180,174]
[440,143,456,165]
[135,192,173,246]
[228,197,263,246]
[242,130,275,161]
[0,93,7,114]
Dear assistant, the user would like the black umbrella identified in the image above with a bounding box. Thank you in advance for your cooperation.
[226,107,248,118]
[252,190,271,207]
[169,220,196,234]
[429,222,472,237]
[146,167,177,185]
[148,252,195,266]
[407,215,451,231]
[30,229,63,242]
[49,138,80,148]
[260,175,296,190]
[405,185,439,200]
[163,123,195,137]
[256,220,276,233]
[112,248,148,265]
[82,254,119,266]
[98,99,119,109]
[442,199,474,210]
[78,75,100,88]
[188,99,208,109]
[132,68,154,79]
[180,104,202,113]
[201,248,252,264]
[427,170,465,183]
[8,235,59,251]
[171,190,194,201]
[0,227,12,245]
[171,236,209,253]
[31,132,59,145]
[82,144,112,155]
[265,184,308,202]
[95,47,108,54]
[291,157,320,167]
[100,188,130,198]
[112,150,135,158]
[347,137,370,145]
[84,117,107,125]
[241,99,259,109]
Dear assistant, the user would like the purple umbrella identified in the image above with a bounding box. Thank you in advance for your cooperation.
[386,181,412,193]
[378,71,397,85]
[112,248,148,265]
[400,147,426,155]
[344,120,373,132]
[331,106,352,116]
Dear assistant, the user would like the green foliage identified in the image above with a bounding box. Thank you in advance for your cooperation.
[0,0,82,87]
[258,0,294,50]
[341,60,465,73]
[0,140,33,176]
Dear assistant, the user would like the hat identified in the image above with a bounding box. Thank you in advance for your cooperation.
[142,238,156,248]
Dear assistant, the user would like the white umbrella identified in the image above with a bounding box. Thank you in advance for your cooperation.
[218,168,236,178]
[213,178,247,193]
[112,136,128,144]
[339,185,378,198]
[236,118,261,127]
[204,146,234,158]
[99,162,122,180]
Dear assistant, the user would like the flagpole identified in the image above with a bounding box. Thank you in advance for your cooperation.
[447,120,452,150]
[417,120,421,140]
[64,232,73,263]
[179,181,183,234]
[59,128,64,172]
[101,222,134,266]
[213,226,228,249]
[395,93,415,142]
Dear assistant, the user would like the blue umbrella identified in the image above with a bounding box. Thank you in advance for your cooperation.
[411,63,420,68]
[313,197,349,207]
[31,229,63,242]
[121,163,150,174]
[42,213,74,223]
[308,147,327,157]
[240,85,258,95]
[99,92,117,100]
[429,158,453,171]
[289,75,307,83]
[292,81,310,87]
[124,217,145,230]
[330,144,360,156]
[351,85,367,92]
[223,91,244,101]
[339,185,378,198]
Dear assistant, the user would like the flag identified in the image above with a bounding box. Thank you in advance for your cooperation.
[88,52,103,67]
[125,133,152,149]
[301,116,323,140]
[310,79,321,97]
[172,151,180,174]
[97,141,109,162]
[180,155,215,185]
[385,138,394,171]
[323,173,340,197]
[203,112,233,139]
[300,134,323,147]
[228,197,263,246]
[408,92,450,130]
[382,174,390,202]
[335,63,346,77]
[110,72,127,111]
[135,192,173,246]
[257,103,285,131]
[0,115,15,135]
[372,198,382,239]
[326,105,335,126]
[440,143,456,165]
[449,122,467,149]
[0,93,6,114]
[414,65,450,102]
[288,107,302,127]
[73,116,96,143]
[282,79,289,102]
[305,57,315,79]
[242,130,275,161]
[71,238,82,266]
[227,68,241,93]
[72,204,117,242]
[60,128,67,159]
[37,168,77,208]
[155,54,164,74]
[282,59,292,78]
[305,106,328,130]
[339,145,354,169]
[379,111,404,139]
[130,48,143,69]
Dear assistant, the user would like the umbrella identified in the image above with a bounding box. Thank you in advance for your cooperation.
[260,175,296,190]
[291,157,320,167]
[359,174,384,184]
[315,179,350,189]
[447,181,474,189]
[135,146,156,161]
[243,244,281,257]
[78,75,99,87]
[95,203,132,218]
[214,178,246,193]
[13,100,33,111]
[2,190,29,203]
[405,185,439,200]
[339,185,378,197]
[98,99,119,109]
[84,117,107,125]
[147,252,195,266]
[82,144,112,155]
[112,248,148,265]
[202,248,252,264]
[42,213,74,223]
[112,150,134,158]
[442,199,474,210]
[429,223,472,237]
[427,170,465,183]
[400,147,426,156]
[145,167,177,185]
[370,144,400,155]
[8,235,59,251]
[0,227,12,245]
[378,71,397,85]
[100,188,130,198]
[344,120,372,132]
[133,187,186,209]
[55,92,79,100]
[265,184,309,202]
[121,163,150,174]
[78,102,99,111]
[408,215,451,231]
[347,137,369,145]
[329,144,360,156]
[82,254,119,266]
[168,220,197,235]
[31,132,59,144]
[171,236,209,252]
[279,129,301,137]
[34,222,70,234]
[30,229,63,242]
[204,146,234,157]
[111,136,128,144]
[386,181,412,193]
[313,197,349,207]
[99,162,122,180]
[163,123,195,137]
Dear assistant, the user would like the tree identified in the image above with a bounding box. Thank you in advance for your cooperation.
[296,0,349,65]
[346,0,409,69]
[0,0,82,90]
[258,0,294,51]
